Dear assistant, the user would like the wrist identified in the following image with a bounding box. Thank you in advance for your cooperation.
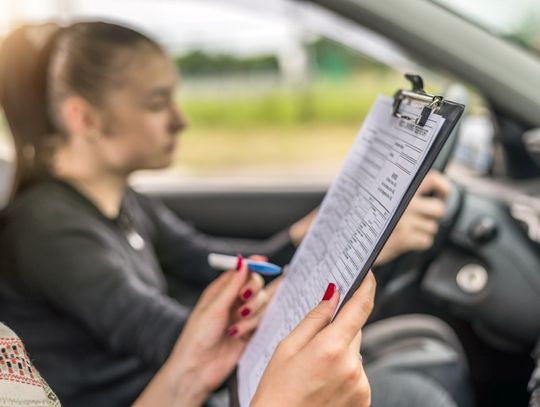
[162,359,209,406]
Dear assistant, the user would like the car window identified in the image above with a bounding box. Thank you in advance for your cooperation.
[0,0,491,185]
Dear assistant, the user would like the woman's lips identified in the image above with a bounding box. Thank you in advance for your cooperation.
[165,137,178,153]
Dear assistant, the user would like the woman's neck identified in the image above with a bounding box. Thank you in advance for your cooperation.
[53,148,128,219]
[68,176,126,219]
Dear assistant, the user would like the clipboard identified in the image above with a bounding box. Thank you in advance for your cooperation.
[229,74,465,407]
[336,73,464,310]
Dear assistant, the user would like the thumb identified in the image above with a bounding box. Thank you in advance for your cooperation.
[282,283,340,353]
[417,170,450,198]
[208,256,251,309]
[198,256,250,310]
[249,254,268,262]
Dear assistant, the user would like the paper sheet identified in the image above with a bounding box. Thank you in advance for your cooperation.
[237,95,446,406]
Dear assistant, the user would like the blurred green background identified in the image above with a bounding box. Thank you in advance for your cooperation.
[174,39,404,175]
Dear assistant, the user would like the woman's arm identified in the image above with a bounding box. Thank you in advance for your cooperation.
[136,192,296,286]
[14,222,190,367]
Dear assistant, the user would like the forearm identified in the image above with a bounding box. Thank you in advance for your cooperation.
[133,360,208,407]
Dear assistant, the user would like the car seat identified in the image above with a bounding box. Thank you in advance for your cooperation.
[363,314,473,407]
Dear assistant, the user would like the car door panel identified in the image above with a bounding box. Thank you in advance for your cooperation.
[140,186,325,239]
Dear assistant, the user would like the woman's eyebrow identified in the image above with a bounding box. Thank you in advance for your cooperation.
[144,87,172,99]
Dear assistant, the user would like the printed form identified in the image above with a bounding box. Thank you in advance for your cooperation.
[238,95,445,406]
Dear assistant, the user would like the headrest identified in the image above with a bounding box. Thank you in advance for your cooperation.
[0,159,14,209]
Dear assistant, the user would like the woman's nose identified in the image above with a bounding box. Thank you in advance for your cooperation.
[169,106,188,134]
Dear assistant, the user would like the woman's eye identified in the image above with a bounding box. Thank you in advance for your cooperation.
[147,102,167,111]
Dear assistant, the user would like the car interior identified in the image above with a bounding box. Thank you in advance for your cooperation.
[1,0,540,406]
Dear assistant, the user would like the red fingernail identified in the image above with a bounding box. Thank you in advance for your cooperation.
[322,283,336,301]
[240,308,251,317]
[227,326,238,337]
[236,255,244,271]
[242,289,253,300]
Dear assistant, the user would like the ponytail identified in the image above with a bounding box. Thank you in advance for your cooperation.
[0,23,62,198]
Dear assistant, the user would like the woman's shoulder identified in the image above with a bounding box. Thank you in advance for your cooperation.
[2,179,93,232]
[7,179,73,211]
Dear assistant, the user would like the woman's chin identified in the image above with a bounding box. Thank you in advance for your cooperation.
[153,159,174,170]
[138,156,174,171]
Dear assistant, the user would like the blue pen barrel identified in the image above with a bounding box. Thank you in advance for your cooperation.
[208,253,282,276]
[246,260,282,276]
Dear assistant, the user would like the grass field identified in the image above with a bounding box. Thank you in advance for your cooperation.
[180,70,405,125]
[175,123,357,177]
[175,70,405,177]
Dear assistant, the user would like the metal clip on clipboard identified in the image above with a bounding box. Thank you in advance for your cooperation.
[392,74,444,127]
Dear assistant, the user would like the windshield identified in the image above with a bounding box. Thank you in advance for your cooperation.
[432,0,540,57]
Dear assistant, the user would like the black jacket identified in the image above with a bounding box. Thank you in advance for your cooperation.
[0,178,295,406]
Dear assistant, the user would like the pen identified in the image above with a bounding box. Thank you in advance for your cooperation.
[208,253,282,276]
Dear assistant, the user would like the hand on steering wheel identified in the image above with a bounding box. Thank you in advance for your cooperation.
[375,170,451,266]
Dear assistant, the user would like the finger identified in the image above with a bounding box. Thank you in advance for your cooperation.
[249,254,268,262]
[430,171,452,199]
[209,256,251,310]
[417,170,451,198]
[282,282,340,353]
[409,196,446,219]
[237,288,269,319]
[230,310,264,338]
[410,217,439,235]
[329,271,376,344]
[239,277,282,319]
[410,231,434,251]
[238,271,265,302]
[196,268,237,309]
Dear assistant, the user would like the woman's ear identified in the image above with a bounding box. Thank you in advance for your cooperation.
[59,95,102,142]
